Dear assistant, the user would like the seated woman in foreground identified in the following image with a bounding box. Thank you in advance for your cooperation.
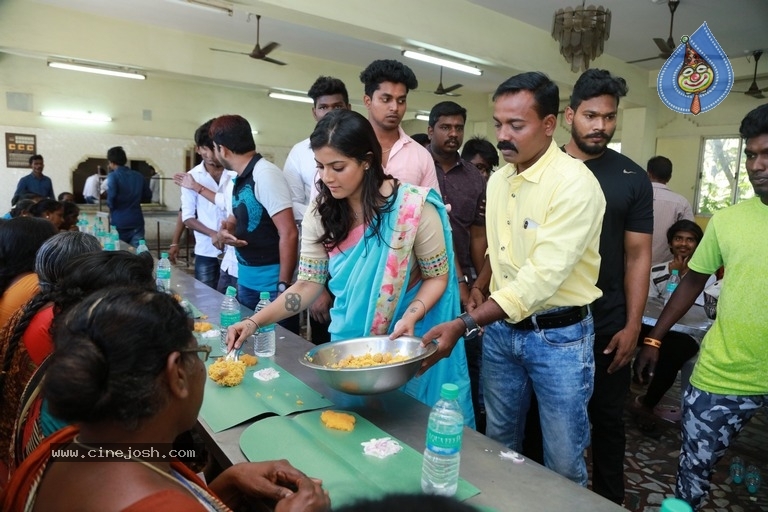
[632,219,716,432]
[0,287,330,512]
[226,109,473,424]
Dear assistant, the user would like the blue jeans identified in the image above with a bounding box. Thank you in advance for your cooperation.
[117,226,145,248]
[216,270,237,294]
[237,284,301,335]
[676,385,766,510]
[483,310,595,486]
[195,255,220,290]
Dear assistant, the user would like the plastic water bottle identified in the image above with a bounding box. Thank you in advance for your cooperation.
[660,497,693,512]
[421,383,463,496]
[746,464,761,494]
[136,239,149,255]
[663,269,680,304]
[96,219,108,247]
[253,291,276,357]
[156,252,172,293]
[730,456,745,484]
[219,286,241,352]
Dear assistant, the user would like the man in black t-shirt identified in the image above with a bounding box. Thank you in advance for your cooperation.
[563,69,653,505]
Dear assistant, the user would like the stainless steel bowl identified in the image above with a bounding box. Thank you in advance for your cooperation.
[299,335,437,395]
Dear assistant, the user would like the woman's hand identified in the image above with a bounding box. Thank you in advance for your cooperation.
[389,316,417,339]
[275,474,331,512]
[210,460,330,512]
[226,319,256,351]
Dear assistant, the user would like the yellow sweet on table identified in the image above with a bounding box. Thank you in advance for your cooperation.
[207,358,246,387]
[239,354,258,367]
[320,410,356,431]
[193,321,213,333]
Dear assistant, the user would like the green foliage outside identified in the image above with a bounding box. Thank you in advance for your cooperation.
[696,137,754,216]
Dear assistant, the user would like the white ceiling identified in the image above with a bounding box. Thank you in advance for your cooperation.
[12,0,768,98]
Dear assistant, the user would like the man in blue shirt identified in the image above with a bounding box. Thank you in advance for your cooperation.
[106,146,152,247]
[12,155,54,204]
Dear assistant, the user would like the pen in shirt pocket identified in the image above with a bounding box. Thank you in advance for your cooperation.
[523,218,539,229]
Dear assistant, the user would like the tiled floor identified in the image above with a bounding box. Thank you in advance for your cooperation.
[622,380,767,511]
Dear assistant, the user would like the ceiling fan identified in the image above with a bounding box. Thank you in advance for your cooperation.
[732,50,767,99]
[627,0,680,64]
[433,67,462,96]
[210,14,286,66]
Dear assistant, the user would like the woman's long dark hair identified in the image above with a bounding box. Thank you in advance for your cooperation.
[0,233,102,396]
[309,109,396,250]
[45,287,192,429]
[0,217,57,295]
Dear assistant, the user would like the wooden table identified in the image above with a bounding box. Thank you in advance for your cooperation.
[170,269,623,511]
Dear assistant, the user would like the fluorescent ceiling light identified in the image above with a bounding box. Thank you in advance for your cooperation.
[251,130,259,135]
[415,113,430,122]
[402,50,482,76]
[268,91,313,104]
[183,0,234,15]
[48,61,146,80]
[41,111,112,122]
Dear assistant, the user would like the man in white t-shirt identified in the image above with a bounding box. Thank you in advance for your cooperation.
[284,76,351,222]
[647,155,694,266]
[83,166,106,204]
[178,119,233,289]
[283,76,350,344]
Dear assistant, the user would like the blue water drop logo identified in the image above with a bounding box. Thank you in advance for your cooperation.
[657,22,733,115]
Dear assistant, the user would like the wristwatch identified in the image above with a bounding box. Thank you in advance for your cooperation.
[458,274,469,286]
[458,312,481,340]
[277,281,289,293]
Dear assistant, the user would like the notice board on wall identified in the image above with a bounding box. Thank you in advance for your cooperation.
[5,133,36,168]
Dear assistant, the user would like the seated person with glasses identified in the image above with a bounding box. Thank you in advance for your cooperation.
[1,287,330,512]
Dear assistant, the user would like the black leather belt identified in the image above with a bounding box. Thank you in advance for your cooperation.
[513,305,590,330]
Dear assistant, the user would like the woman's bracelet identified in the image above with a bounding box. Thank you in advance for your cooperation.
[471,285,486,295]
[243,317,261,333]
[411,299,427,320]
[643,337,662,349]
[169,243,179,247]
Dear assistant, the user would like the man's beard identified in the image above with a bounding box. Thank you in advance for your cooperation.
[573,129,613,156]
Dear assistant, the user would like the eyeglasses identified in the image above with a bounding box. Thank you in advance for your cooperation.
[474,163,491,173]
[179,344,212,362]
